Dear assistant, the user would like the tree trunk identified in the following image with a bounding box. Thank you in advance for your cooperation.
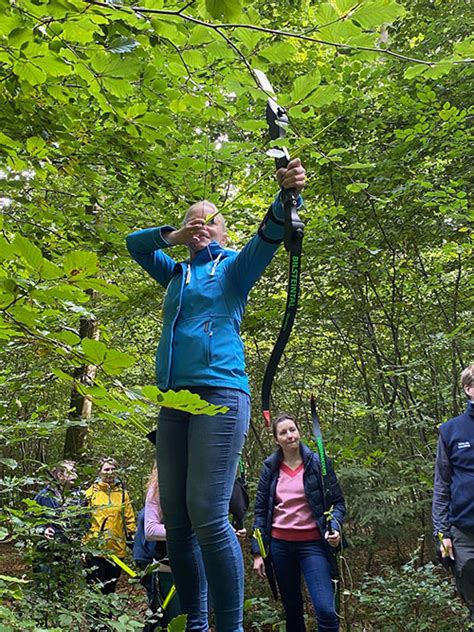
[63,315,99,460]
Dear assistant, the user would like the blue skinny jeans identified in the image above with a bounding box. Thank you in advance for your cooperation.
[270,538,339,632]
[156,387,250,632]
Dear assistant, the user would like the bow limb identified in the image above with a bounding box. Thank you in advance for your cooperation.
[255,69,305,425]
[310,395,334,532]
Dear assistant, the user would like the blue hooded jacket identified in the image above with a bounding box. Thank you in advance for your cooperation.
[126,194,298,394]
[251,442,346,556]
[433,400,474,537]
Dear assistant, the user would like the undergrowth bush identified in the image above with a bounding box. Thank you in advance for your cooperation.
[353,559,467,631]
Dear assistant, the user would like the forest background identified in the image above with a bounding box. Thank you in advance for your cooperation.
[0,0,472,630]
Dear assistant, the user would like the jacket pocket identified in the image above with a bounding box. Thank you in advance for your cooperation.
[204,320,213,365]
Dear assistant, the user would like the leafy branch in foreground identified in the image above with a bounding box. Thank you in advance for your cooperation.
[84,0,474,67]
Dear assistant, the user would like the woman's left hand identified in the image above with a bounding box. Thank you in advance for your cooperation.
[325,530,341,548]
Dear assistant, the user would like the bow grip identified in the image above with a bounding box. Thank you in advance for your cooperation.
[281,187,304,251]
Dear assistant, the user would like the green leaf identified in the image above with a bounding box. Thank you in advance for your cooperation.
[236,120,266,132]
[9,26,34,48]
[81,338,107,364]
[291,70,321,102]
[75,279,128,301]
[151,18,180,41]
[234,26,264,51]
[206,40,236,61]
[188,25,214,45]
[138,112,174,130]
[306,85,340,107]
[140,386,229,416]
[167,615,187,632]
[454,37,474,57]
[404,65,427,80]
[102,77,135,98]
[26,136,46,155]
[51,330,81,346]
[0,236,16,260]
[424,64,452,79]
[35,284,90,304]
[102,349,136,375]
[0,15,23,36]
[13,234,44,270]
[40,54,73,77]
[205,0,242,21]
[40,259,63,280]
[259,42,297,64]
[315,3,339,26]
[334,0,359,13]
[63,251,98,279]
[181,49,206,68]
[13,60,46,85]
[346,182,369,192]
[89,51,122,77]
[319,19,360,43]
[51,368,75,382]
[62,19,98,43]
[0,133,19,150]
[351,0,406,29]
[8,304,39,328]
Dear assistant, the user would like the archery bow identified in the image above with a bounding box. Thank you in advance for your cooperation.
[310,394,334,533]
[253,527,279,601]
[310,394,341,611]
[253,69,305,426]
[110,553,137,577]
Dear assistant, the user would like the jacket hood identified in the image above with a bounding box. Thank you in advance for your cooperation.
[190,241,236,263]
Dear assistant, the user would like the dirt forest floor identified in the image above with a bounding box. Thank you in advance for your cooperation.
[0,542,24,579]
[0,541,280,631]
[1,541,468,632]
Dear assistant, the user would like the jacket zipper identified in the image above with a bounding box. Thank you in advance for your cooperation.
[204,321,213,364]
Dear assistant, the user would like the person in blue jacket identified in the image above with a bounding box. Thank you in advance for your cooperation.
[433,364,474,627]
[126,159,306,632]
[32,460,79,590]
[252,413,345,632]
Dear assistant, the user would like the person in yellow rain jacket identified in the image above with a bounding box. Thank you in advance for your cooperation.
[83,457,136,595]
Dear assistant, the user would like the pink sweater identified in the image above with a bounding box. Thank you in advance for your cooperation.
[144,485,166,541]
[271,463,320,541]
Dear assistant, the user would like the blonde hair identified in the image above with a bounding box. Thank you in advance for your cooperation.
[461,364,474,392]
[146,463,159,500]
[184,200,226,229]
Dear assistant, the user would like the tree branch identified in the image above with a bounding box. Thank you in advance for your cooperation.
[83,0,473,66]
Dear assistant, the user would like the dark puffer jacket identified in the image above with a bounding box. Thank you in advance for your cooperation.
[251,442,346,555]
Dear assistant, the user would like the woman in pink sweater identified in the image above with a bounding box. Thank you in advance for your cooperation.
[252,413,346,632]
